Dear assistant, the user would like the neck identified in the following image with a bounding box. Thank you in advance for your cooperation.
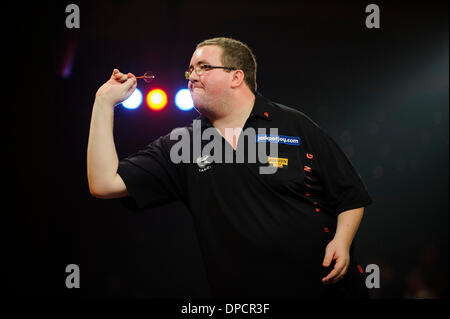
[210,91,256,132]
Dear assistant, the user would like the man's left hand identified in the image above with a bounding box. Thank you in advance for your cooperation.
[321,239,350,284]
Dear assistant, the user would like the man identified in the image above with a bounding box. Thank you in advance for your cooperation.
[87,37,372,298]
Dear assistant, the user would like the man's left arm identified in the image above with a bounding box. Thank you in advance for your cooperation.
[321,207,364,284]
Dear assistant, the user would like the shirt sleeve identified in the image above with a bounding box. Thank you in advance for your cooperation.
[313,127,373,215]
[117,134,183,211]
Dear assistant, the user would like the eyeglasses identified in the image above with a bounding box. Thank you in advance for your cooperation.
[185,64,237,79]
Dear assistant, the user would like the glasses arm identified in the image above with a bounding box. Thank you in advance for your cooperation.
[203,65,237,71]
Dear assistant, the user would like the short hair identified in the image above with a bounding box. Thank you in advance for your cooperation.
[196,37,257,93]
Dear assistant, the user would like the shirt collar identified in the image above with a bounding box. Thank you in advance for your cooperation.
[195,92,273,128]
[250,92,273,121]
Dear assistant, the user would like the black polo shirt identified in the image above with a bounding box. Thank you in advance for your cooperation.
[117,92,372,298]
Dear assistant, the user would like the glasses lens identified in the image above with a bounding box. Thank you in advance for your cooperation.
[185,70,191,79]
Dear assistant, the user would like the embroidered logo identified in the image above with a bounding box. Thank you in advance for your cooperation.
[196,155,212,172]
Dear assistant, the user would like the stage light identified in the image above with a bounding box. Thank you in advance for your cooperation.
[146,88,167,111]
[175,89,194,111]
[122,88,143,109]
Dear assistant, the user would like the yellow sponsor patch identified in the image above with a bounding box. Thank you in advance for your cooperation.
[268,157,288,168]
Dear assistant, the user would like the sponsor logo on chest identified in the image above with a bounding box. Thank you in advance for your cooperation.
[256,134,301,146]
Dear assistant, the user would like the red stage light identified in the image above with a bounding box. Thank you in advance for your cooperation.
[146,88,167,111]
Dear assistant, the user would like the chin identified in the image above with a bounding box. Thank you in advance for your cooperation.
[193,103,209,115]
[192,102,215,118]
[191,95,207,111]
[191,93,221,117]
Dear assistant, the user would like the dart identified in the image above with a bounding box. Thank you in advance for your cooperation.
[135,71,156,83]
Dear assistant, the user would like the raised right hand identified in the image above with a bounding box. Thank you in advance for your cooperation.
[95,69,137,106]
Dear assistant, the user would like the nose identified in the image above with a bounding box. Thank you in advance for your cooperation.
[188,70,200,89]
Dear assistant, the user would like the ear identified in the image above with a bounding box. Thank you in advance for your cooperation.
[230,70,245,88]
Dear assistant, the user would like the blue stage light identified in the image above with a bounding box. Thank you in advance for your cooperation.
[122,88,143,109]
[175,89,194,111]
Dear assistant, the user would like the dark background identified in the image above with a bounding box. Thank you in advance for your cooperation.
[6,0,448,298]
